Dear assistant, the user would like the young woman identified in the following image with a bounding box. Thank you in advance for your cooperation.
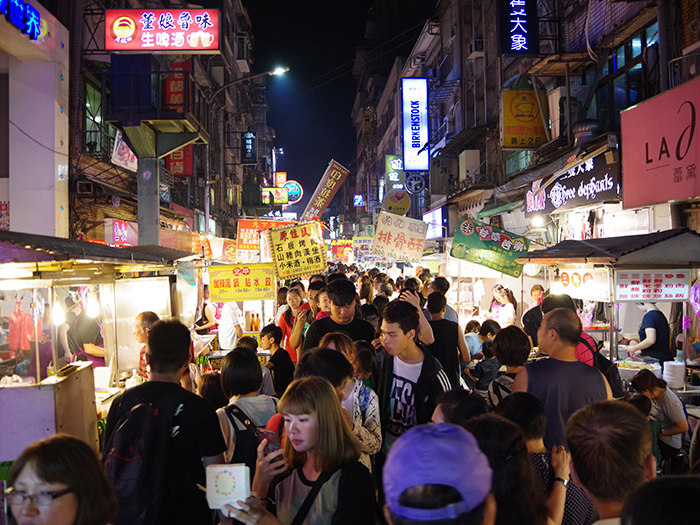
[486,285,517,326]
[359,280,374,305]
[194,284,217,335]
[319,331,356,363]
[277,288,303,362]
[225,376,376,524]
[274,287,289,325]
[7,434,117,525]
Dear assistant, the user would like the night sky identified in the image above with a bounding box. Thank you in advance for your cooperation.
[242,0,374,213]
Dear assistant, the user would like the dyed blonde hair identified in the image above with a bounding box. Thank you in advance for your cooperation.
[278,377,360,472]
[319,331,355,363]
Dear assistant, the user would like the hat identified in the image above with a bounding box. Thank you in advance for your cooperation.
[384,423,492,521]
[64,295,78,310]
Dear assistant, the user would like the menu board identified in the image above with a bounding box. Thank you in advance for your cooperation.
[371,212,427,263]
[268,222,327,280]
[614,269,690,302]
[557,267,610,302]
[209,264,276,302]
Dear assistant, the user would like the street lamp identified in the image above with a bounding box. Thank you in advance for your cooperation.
[206,67,289,103]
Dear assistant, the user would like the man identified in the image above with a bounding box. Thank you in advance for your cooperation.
[426,292,470,388]
[260,324,293,397]
[309,274,326,285]
[512,307,612,449]
[373,300,451,455]
[133,311,159,381]
[378,281,395,299]
[567,401,657,525]
[67,298,105,367]
[422,276,459,323]
[217,301,244,351]
[105,320,226,525]
[302,279,375,350]
[373,272,389,293]
[383,423,496,525]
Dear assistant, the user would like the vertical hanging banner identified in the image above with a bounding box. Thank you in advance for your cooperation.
[497,0,539,56]
[301,160,350,221]
[209,263,276,302]
[451,217,530,278]
[268,222,327,279]
[401,78,429,171]
[241,132,257,165]
[165,58,194,175]
[371,212,428,262]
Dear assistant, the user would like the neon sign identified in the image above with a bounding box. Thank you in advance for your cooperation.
[105,9,219,52]
[401,78,429,171]
[1,0,42,40]
[283,180,304,204]
[498,0,539,56]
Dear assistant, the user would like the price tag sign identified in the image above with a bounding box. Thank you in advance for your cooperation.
[614,269,690,302]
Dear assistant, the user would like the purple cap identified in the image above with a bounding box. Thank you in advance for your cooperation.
[384,423,492,521]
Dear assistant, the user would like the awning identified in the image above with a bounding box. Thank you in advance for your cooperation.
[437,125,490,157]
[477,198,524,219]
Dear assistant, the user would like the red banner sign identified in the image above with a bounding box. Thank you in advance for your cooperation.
[301,160,350,221]
[237,219,292,251]
[621,76,700,208]
[164,59,194,176]
[105,9,219,52]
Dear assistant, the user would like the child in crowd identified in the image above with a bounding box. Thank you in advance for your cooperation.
[465,341,500,397]
[629,394,663,468]
[314,287,331,320]
[237,335,259,351]
[260,324,294,398]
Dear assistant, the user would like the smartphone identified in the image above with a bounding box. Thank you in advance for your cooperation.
[257,429,281,455]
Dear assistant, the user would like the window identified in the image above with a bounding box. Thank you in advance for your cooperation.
[84,82,115,156]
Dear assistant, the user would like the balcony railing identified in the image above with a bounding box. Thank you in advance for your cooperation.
[669,53,700,88]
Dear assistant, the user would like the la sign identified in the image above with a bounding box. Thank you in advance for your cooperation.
[621,76,699,208]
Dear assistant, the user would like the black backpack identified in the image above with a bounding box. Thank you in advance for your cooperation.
[103,390,188,525]
[580,336,625,399]
[225,404,280,480]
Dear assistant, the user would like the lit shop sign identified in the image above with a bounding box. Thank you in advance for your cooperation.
[262,187,289,205]
[615,270,690,302]
[422,207,445,240]
[276,172,287,187]
[354,194,365,207]
[241,132,257,165]
[497,0,539,56]
[401,78,429,171]
[554,267,610,302]
[283,180,303,204]
[385,155,405,190]
[1,0,42,40]
[525,152,620,217]
[105,9,219,52]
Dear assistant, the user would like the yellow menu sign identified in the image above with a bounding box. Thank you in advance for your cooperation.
[209,263,276,302]
[268,222,327,280]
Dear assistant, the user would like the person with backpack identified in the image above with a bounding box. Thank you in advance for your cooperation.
[224,376,376,525]
[103,319,226,525]
[217,349,279,473]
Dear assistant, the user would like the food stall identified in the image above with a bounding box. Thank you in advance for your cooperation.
[516,228,700,388]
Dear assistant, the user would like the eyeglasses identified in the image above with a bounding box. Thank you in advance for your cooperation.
[5,487,73,506]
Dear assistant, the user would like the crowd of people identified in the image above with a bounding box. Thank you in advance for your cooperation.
[6,265,700,525]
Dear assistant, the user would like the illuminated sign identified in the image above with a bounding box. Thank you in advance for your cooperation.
[1,0,42,40]
[401,78,429,171]
[497,0,539,56]
[262,187,289,205]
[276,172,287,187]
[105,9,219,52]
[385,155,405,190]
[241,132,257,165]
[113,220,128,244]
[422,207,445,240]
[615,270,690,302]
[354,194,365,207]
[283,180,303,204]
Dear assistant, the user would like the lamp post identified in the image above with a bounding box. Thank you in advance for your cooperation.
[206,67,289,104]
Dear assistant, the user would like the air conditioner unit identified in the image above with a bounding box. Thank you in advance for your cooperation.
[467,39,484,60]
[548,86,589,138]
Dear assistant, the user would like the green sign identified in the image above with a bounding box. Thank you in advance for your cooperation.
[451,218,530,278]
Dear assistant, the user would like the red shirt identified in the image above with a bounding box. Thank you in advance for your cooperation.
[278,312,298,362]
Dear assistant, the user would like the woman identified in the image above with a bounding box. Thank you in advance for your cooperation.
[225,377,376,524]
[6,434,117,525]
[194,284,217,335]
[274,287,289,325]
[277,288,303,362]
[319,331,355,363]
[627,303,673,363]
[528,284,545,310]
[486,285,517,326]
[359,281,374,305]
[488,325,531,409]
[431,388,489,427]
[631,370,689,461]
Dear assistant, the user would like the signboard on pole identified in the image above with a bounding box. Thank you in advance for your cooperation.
[451,217,530,278]
[301,160,350,221]
[371,212,427,263]
[209,263,276,302]
[236,219,290,252]
[615,269,691,302]
[401,78,429,171]
[268,222,327,280]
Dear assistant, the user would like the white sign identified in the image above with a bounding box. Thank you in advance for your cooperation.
[422,207,443,240]
[371,211,427,263]
[111,130,138,172]
[553,267,610,302]
[615,269,691,302]
[401,78,429,171]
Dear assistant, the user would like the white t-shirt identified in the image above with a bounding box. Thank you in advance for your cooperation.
[494,302,515,326]
[218,302,242,350]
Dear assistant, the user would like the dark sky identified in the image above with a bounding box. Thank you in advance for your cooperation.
[242,0,374,213]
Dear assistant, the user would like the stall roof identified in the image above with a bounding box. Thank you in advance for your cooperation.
[516,229,700,267]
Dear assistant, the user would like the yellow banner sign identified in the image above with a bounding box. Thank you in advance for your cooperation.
[268,222,327,280]
[209,263,276,302]
[503,89,548,149]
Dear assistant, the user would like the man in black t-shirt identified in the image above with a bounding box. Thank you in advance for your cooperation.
[105,320,226,525]
[302,279,375,352]
[426,292,470,388]
[261,323,294,397]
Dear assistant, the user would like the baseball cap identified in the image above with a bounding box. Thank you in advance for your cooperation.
[384,423,492,521]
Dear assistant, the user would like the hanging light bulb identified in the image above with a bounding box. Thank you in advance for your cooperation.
[86,292,100,318]
[52,300,65,326]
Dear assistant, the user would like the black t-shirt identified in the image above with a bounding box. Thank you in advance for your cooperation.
[105,382,227,525]
[522,306,543,347]
[67,312,103,356]
[427,319,460,388]
[269,348,294,397]
[302,316,376,350]
[640,309,673,361]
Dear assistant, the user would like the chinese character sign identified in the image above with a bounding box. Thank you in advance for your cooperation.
[353,237,374,262]
[401,78,430,171]
[209,264,276,302]
[111,130,138,172]
[503,89,548,148]
[1,0,42,40]
[301,160,350,221]
[385,155,406,190]
[615,270,690,302]
[621,76,700,208]
[242,132,257,165]
[556,267,610,302]
[451,218,530,278]
[164,59,194,175]
[237,219,291,252]
[371,212,427,263]
[268,222,327,280]
[497,0,539,56]
[331,239,353,263]
[105,9,219,52]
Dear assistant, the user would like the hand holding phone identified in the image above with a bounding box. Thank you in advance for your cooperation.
[257,429,281,456]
